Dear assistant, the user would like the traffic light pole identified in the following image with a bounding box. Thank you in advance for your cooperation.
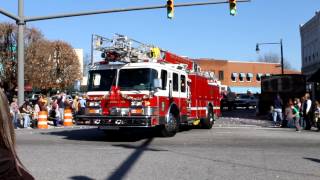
[280,39,284,75]
[17,0,25,106]
[0,0,251,106]
[256,39,284,75]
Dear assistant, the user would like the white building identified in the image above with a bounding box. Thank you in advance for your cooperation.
[74,48,88,86]
[300,11,320,78]
[300,11,320,100]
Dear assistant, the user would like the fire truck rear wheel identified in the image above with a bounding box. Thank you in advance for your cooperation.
[160,112,179,137]
[202,109,214,129]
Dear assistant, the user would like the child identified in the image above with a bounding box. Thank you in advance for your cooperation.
[292,98,301,132]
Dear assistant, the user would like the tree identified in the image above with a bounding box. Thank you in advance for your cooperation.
[0,23,44,92]
[1,22,81,92]
[0,23,19,92]
[257,52,292,70]
[25,40,81,90]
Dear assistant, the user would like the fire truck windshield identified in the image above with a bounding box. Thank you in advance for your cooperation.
[88,69,117,91]
[118,68,158,91]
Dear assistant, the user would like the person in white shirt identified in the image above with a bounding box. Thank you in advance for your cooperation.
[302,93,312,130]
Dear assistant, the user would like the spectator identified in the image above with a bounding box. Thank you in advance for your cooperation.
[302,93,312,130]
[72,96,79,115]
[0,89,34,179]
[32,102,40,128]
[57,92,66,123]
[20,100,32,129]
[38,95,47,112]
[10,97,20,129]
[313,100,320,131]
[297,97,304,128]
[78,96,86,115]
[283,99,293,128]
[273,94,283,127]
[48,103,60,127]
[292,98,302,132]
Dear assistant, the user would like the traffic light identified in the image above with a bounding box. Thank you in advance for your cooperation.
[167,0,174,19]
[229,0,237,16]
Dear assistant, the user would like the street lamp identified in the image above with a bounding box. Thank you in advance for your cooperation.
[255,39,284,75]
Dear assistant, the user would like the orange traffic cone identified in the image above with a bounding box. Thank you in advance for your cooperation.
[63,109,73,126]
[37,111,48,129]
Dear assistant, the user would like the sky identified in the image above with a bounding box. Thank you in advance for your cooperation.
[0,0,319,70]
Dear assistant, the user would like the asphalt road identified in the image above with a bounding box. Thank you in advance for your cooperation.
[16,114,320,180]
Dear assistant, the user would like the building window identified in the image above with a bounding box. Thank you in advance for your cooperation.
[231,73,238,82]
[239,73,245,82]
[246,73,253,82]
[218,71,224,81]
[256,73,262,81]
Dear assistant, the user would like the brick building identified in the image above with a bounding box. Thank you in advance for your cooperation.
[194,59,300,94]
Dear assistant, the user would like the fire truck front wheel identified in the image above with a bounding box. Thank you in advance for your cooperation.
[160,112,179,137]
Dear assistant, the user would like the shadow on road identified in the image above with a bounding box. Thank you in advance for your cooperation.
[304,157,320,164]
[69,176,94,180]
[107,138,154,180]
[41,128,158,142]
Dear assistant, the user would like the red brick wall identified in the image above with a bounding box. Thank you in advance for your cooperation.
[194,59,300,87]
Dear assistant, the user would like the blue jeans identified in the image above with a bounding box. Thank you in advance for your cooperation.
[59,108,64,122]
[273,108,283,124]
[23,114,31,128]
[12,112,19,128]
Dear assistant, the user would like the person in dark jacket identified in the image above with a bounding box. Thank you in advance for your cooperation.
[273,94,283,126]
[0,89,34,179]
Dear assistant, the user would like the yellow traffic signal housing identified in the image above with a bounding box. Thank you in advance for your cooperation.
[167,0,174,19]
[229,0,237,16]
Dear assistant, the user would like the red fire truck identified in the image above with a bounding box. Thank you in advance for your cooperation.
[78,34,222,137]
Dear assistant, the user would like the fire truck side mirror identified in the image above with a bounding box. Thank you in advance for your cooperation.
[153,78,162,89]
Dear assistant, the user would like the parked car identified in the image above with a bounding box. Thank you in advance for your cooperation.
[234,94,258,109]
[221,91,237,110]
[29,93,41,105]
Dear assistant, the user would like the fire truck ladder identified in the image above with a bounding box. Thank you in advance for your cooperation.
[93,34,163,63]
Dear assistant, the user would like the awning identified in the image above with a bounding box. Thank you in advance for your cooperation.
[257,73,263,78]
[308,68,320,82]
[231,72,238,77]
[247,73,253,78]
[239,73,245,78]
[229,86,261,94]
